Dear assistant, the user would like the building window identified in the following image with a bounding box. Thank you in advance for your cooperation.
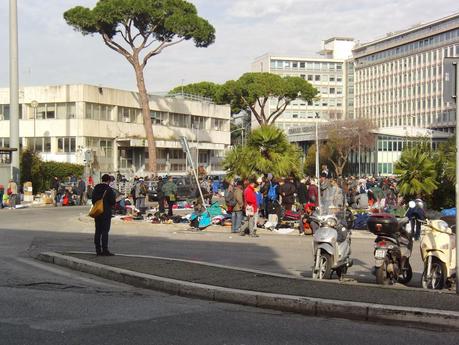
[211,118,226,131]
[0,104,10,120]
[57,137,76,153]
[329,88,335,94]
[37,104,55,119]
[170,113,189,128]
[118,106,141,123]
[300,62,305,68]
[0,137,10,148]
[100,140,113,158]
[315,75,321,81]
[151,110,167,125]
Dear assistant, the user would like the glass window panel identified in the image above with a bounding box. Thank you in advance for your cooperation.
[56,103,67,119]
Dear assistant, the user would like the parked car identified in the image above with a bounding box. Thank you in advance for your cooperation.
[147,176,197,202]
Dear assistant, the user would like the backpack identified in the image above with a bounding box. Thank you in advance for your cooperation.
[267,183,278,201]
[225,190,237,207]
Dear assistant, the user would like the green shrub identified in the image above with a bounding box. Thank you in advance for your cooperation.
[20,150,84,193]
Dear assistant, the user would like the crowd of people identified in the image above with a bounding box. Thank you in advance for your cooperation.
[220,165,411,237]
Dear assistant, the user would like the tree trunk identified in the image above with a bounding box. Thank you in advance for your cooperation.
[133,64,157,175]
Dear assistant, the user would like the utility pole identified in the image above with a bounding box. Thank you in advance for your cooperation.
[443,57,459,294]
[454,60,459,295]
[315,113,321,215]
[9,0,20,182]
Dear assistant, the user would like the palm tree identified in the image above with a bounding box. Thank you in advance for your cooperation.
[394,148,438,200]
[224,125,302,178]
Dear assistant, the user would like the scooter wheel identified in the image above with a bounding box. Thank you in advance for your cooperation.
[422,257,446,290]
[314,252,332,280]
[375,257,391,285]
[398,261,413,284]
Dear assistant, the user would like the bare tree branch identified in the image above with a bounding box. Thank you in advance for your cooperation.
[241,95,264,125]
[267,100,289,124]
[141,38,186,69]
[102,33,134,64]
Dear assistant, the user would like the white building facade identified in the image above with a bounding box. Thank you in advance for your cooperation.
[0,84,231,177]
[353,12,459,133]
[251,38,355,131]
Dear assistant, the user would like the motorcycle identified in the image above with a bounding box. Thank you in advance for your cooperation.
[420,219,456,290]
[367,213,413,285]
[311,208,354,280]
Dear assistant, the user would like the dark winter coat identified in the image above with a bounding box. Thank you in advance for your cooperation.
[91,183,116,219]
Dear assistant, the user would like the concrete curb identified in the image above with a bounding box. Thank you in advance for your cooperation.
[36,252,459,329]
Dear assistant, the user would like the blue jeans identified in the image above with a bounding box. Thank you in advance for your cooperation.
[231,211,243,233]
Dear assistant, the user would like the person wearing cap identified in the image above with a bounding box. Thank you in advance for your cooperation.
[92,174,116,256]
[406,199,426,241]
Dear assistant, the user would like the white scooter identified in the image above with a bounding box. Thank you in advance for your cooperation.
[311,210,354,280]
[420,219,456,290]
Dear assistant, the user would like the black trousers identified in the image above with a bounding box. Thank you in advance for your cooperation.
[94,216,111,253]
[158,195,165,213]
[166,197,175,217]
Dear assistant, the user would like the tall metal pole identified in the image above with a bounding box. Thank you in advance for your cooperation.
[454,61,459,294]
[315,118,321,215]
[9,0,20,182]
[358,133,361,177]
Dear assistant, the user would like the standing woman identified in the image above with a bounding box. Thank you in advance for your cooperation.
[243,178,259,237]
[92,174,116,256]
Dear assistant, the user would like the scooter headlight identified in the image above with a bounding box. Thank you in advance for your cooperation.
[325,217,338,228]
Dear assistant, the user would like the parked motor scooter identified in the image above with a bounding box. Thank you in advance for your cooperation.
[367,213,413,285]
[311,209,354,280]
[420,219,456,290]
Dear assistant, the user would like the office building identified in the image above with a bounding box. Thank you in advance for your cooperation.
[0,84,231,177]
[251,37,355,131]
[353,12,459,132]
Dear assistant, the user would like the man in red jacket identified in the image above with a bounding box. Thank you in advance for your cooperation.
[243,178,259,237]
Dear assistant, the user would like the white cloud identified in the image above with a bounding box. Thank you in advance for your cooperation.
[0,1,458,93]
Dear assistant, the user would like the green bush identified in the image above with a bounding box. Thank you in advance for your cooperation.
[20,149,84,193]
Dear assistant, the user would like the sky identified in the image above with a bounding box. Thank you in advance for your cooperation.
[0,0,458,93]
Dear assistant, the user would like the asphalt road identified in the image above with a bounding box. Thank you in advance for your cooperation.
[0,206,458,344]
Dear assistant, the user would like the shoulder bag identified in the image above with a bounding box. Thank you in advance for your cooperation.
[89,190,107,218]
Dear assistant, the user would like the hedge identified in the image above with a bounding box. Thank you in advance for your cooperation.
[21,150,84,193]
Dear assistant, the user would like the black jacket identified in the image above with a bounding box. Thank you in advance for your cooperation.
[92,183,116,219]
[296,182,308,204]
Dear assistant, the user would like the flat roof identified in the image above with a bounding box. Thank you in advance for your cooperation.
[354,12,459,51]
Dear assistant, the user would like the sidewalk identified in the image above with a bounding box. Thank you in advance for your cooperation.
[37,251,459,329]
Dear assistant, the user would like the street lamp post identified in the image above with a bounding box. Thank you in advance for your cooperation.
[315,113,321,215]
[30,100,38,143]
[9,0,20,182]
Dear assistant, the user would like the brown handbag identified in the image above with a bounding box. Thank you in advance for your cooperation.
[88,190,107,218]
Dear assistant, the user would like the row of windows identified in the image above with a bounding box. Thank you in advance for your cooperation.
[0,102,229,132]
[359,109,456,128]
[271,60,343,71]
[151,110,228,131]
[302,74,343,83]
[22,137,76,153]
[357,28,459,64]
